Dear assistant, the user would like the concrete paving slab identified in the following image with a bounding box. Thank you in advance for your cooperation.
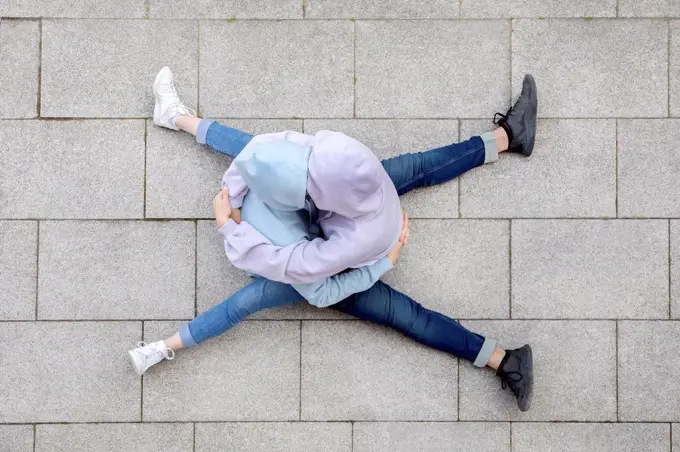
[382,219,510,319]
[459,320,617,421]
[195,423,351,452]
[618,321,680,421]
[0,221,37,320]
[512,19,667,117]
[305,0,456,18]
[0,20,39,118]
[355,20,510,118]
[301,321,458,420]
[143,320,300,421]
[0,321,141,422]
[512,220,669,319]
[200,21,353,118]
[41,19,197,117]
[460,119,616,218]
[36,424,193,452]
[4,0,146,18]
[0,425,33,452]
[0,120,144,219]
[149,0,301,19]
[461,0,616,18]
[38,221,194,320]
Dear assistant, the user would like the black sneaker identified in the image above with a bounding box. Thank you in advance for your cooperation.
[497,344,533,411]
[494,74,538,156]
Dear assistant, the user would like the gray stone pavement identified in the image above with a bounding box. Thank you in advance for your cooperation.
[0,1,678,451]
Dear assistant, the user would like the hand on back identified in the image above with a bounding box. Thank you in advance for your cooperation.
[387,211,409,265]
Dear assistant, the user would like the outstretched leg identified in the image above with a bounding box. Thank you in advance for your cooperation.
[152,66,253,158]
[333,281,533,411]
[382,74,538,195]
[128,278,301,375]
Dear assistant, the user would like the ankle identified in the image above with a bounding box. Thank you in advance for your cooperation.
[493,127,509,153]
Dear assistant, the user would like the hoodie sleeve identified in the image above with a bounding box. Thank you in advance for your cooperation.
[291,257,392,308]
[218,219,373,284]
[223,160,248,209]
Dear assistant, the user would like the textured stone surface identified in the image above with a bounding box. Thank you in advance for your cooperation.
[200,21,353,118]
[0,221,37,320]
[672,23,680,116]
[149,0,301,18]
[512,19,667,117]
[38,221,194,320]
[459,321,616,421]
[619,120,680,217]
[620,1,680,17]
[304,119,460,218]
[195,423,351,452]
[382,220,509,319]
[4,0,146,17]
[36,424,193,452]
[146,119,301,218]
[512,220,668,319]
[672,221,680,318]
[618,321,680,421]
[0,20,39,118]
[460,120,616,218]
[353,422,510,452]
[301,321,458,420]
[0,321,141,422]
[41,20,197,117]
[461,0,616,17]
[196,220,347,320]
[143,321,299,421]
[0,425,33,452]
[306,0,456,18]
[355,20,510,118]
[512,423,670,452]
[0,120,144,219]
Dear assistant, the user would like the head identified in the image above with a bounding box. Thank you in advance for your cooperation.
[306,132,385,219]
[234,140,312,211]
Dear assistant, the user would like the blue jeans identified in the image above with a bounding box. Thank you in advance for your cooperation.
[182,120,499,367]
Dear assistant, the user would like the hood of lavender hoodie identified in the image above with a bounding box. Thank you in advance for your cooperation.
[221,130,402,283]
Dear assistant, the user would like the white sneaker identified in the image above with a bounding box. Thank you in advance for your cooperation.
[152,66,195,130]
[128,341,175,376]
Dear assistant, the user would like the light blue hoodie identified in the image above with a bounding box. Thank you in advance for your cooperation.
[233,139,393,308]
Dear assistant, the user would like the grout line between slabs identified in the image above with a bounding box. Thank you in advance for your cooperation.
[299,320,303,421]
[4,115,680,121]
[8,420,678,425]
[352,19,356,119]
[0,317,677,323]
[669,19,672,117]
[36,19,42,118]
[3,16,668,21]
[509,421,513,452]
[193,422,196,452]
[615,119,619,217]
[615,321,619,421]
[8,216,680,221]
[33,424,36,452]
[508,220,513,319]
[457,120,462,218]
[669,220,672,319]
[616,0,619,17]
[34,221,40,320]
[351,422,354,452]
[143,121,148,218]
[141,320,145,422]
[194,221,198,317]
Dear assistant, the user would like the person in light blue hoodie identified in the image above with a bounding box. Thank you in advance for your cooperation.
[129,67,535,412]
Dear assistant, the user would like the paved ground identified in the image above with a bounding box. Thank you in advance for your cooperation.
[0,1,679,451]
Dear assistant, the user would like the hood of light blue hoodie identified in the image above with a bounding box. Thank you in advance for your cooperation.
[234,140,312,211]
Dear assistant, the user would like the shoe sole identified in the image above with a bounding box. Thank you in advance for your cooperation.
[128,350,145,376]
[522,74,538,157]
[518,345,533,411]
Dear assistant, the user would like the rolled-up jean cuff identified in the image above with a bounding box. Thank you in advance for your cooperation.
[473,337,497,367]
[480,131,499,164]
[179,323,198,348]
[196,119,215,145]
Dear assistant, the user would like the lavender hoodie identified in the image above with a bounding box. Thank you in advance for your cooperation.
[219,130,402,284]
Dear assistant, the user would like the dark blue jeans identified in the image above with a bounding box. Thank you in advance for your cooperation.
[182,120,498,366]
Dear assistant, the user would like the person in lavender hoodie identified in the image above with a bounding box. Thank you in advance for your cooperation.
[129,67,536,411]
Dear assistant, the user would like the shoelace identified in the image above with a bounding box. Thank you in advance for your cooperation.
[499,370,523,394]
[493,111,511,125]
[161,79,197,117]
[137,341,175,360]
